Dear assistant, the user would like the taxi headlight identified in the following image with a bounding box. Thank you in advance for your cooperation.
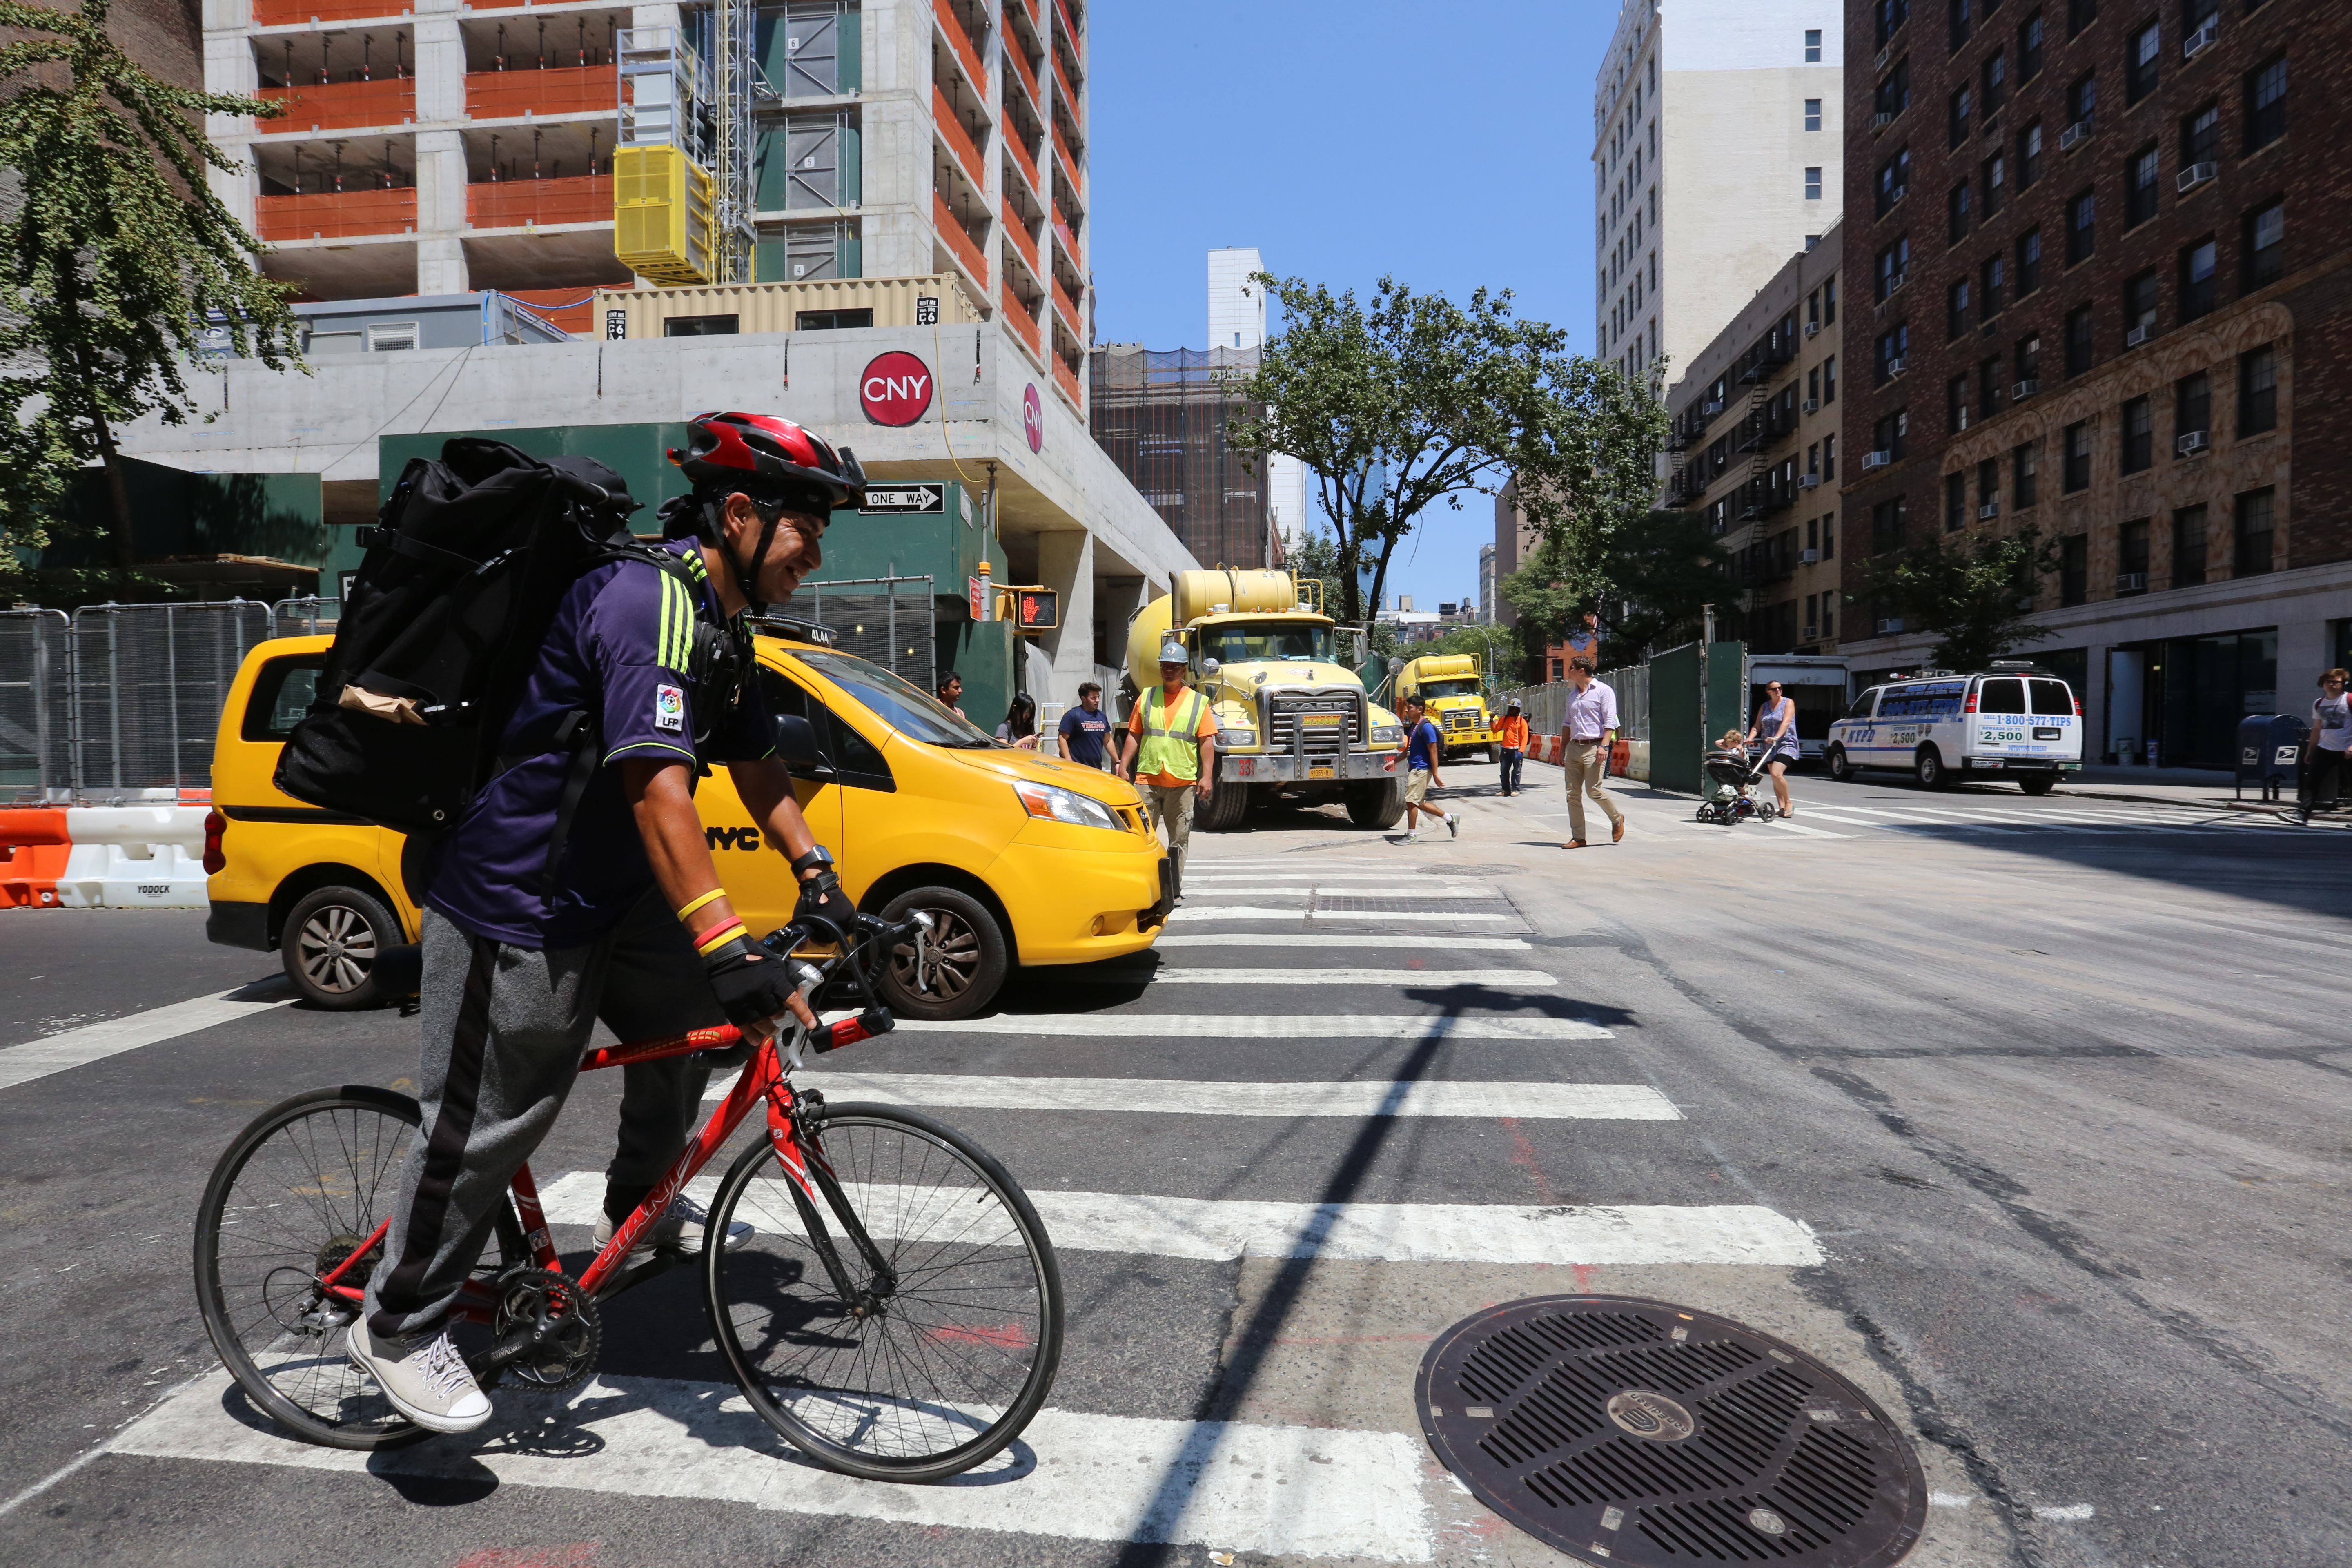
[1371,723,1403,744]
[1012,779,1125,832]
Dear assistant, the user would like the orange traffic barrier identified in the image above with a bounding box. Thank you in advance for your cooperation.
[0,808,71,909]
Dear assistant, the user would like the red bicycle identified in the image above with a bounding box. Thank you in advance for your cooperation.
[192,911,1064,1483]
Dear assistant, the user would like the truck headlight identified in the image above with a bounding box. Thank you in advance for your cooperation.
[1371,723,1403,744]
[1222,728,1258,748]
[1012,779,1126,832]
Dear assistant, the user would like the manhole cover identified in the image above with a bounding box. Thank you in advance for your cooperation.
[1418,1296,1925,1567]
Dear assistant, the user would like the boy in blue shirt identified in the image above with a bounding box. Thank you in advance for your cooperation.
[1389,696,1461,841]
[1058,681,1113,768]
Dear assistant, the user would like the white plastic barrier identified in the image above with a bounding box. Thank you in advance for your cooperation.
[54,805,211,908]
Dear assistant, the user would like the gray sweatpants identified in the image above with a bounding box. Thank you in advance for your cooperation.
[363,888,725,1340]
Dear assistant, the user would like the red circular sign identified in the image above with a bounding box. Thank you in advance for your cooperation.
[1022,382,1045,452]
[859,351,934,426]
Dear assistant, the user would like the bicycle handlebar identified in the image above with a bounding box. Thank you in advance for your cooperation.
[752,909,932,1058]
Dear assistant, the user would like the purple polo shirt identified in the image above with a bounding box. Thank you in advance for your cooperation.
[1563,680,1619,742]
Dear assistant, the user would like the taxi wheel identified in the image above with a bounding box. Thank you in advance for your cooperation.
[281,884,398,1010]
[1825,745,1855,783]
[876,887,1007,1021]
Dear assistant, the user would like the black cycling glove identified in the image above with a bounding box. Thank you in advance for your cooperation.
[703,935,801,1026]
[793,865,849,944]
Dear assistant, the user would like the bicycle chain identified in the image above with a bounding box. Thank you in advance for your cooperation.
[489,1266,602,1392]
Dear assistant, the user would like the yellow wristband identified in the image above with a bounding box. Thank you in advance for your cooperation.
[675,886,728,922]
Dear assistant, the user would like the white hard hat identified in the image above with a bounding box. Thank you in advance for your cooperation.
[1157,638,1188,664]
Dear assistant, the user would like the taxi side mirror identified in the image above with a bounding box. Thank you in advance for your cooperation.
[775,714,833,777]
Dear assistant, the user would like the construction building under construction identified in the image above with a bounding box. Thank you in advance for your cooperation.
[1089,345,1274,572]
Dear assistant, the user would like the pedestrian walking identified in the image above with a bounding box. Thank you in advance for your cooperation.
[1058,681,1114,769]
[1494,699,1530,796]
[1390,695,1461,842]
[1557,655,1626,849]
[996,693,1040,749]
[1116,639,1218,894]
[2299,667,2351,824]
[936,671,968,721]
[1743,679,1801,818]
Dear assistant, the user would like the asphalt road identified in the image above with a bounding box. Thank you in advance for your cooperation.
[1,761,2346,1568]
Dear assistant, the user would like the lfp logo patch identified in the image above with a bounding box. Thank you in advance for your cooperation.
[655,684,686,733]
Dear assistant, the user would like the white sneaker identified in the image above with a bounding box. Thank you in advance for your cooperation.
[347,1316,492,1434]
[1446,813,1461,838]
[593,1192,753,1257]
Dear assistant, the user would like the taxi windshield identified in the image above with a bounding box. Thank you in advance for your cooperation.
[792,648,996,748]
[1417,678,1482,699]
[1203,623,1337,664]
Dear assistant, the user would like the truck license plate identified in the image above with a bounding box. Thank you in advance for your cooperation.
[1308,764,1335,779]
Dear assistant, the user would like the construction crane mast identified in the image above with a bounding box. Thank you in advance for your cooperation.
[612,2,756,285]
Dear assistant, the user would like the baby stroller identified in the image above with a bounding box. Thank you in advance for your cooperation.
[1695,744,1778,824]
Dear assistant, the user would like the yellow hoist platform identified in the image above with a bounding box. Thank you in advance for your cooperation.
[613,145,714,285]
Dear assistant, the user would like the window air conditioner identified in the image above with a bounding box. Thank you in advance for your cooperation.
[2176,429,2209,455]
[1862,449,1893,471]
[2125,323,2154,347]
[1876,617,1904,634]
[1886,356,1908,378]
[2116,571,2148,590]
[1802,398,1821,413]
[1886,270,1908,296]
[1800,548,1822,564]
[1703,400,1724,414]
[1874,45,1890,71]
[1800,473,1822,489]
[1978,501,2000,519]
[2059,119,2091,152]
[2011,378,2040,399]
[2182,18,2218,59]
[1803,624,1820,639]
[1805,322,1822,338]
[2177,161,2218,193]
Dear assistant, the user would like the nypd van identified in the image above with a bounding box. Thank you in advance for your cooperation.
[1824,664,2083,793]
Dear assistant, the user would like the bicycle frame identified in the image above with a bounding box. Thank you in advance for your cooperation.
[316,1009,896,1329]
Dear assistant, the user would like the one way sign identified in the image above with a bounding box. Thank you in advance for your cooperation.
[861,483,946,514]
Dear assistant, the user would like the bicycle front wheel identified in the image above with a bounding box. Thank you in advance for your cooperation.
[703,1103,1064,1481]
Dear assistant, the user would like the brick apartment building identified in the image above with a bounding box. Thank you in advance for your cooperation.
[1838,0,2352,768]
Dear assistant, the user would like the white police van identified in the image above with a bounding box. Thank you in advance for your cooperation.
[1824,662,2083,793]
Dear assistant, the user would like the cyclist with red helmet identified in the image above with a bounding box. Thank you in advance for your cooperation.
[350,413,866,1434]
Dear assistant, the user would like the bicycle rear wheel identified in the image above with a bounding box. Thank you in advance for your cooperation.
[703,1102,1064,1481]
[193,1085,524,1450]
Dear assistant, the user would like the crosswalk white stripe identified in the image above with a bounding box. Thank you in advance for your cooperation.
[1185,873,1418,883]
[0,988,293,1093]
[1073,968,1554,987]
[1756,820,1854,839]
[711,1071,1680,1119]
[1785,809,1897,827]
[532,1172,1816,1264]
[111,1372,1439,1562]
[1166,907,1516,924]
[895,1013,1608,1039]
[1155,934,1534,950]
[1183,885,1497,898]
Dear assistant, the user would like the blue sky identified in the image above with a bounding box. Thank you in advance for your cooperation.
[1087,0,1617,612]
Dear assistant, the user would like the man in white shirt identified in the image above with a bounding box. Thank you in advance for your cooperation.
[1558,655,1626,848]
[2301,667,2350,824]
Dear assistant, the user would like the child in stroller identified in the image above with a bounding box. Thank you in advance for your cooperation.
[1696,730,1778,824]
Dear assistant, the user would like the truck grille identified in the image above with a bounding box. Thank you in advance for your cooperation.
[1267,697,1361,755]
[1442,709,1480,732]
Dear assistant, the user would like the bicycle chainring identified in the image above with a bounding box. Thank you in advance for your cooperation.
[490,1267,602,1392]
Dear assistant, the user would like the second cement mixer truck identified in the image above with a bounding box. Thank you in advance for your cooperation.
[1125,569,1407,832]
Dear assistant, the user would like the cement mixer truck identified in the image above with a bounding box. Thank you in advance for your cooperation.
[1390,653,1494,762]
[1125,569,1407,832]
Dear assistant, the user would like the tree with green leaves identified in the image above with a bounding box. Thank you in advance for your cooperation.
[1851,524,2062,672]
[1507,508,1737,665]
[1231,274,1664,628]
[0,0,303,595]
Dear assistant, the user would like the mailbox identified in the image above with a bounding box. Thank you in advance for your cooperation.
[2235,713,2303,801]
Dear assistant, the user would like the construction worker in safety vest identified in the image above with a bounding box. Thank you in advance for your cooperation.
[1116,637,1219,898]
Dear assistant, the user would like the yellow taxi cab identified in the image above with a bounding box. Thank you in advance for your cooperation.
[205,625,1171,1016]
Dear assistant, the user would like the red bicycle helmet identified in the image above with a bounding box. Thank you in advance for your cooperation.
[668,411,868,510]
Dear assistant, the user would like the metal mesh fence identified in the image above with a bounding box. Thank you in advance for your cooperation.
[1496,662,1653,744]
[272,596,339,638]
[795,577,935,684]
[65,601,272,798]
[0,610,73,800]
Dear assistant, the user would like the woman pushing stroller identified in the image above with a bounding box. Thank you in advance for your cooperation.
[1744,680,1800,819]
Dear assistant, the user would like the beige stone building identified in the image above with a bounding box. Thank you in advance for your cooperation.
[1664,222,1845,653]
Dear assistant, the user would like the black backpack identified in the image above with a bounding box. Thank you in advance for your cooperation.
[275,438,666,838]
